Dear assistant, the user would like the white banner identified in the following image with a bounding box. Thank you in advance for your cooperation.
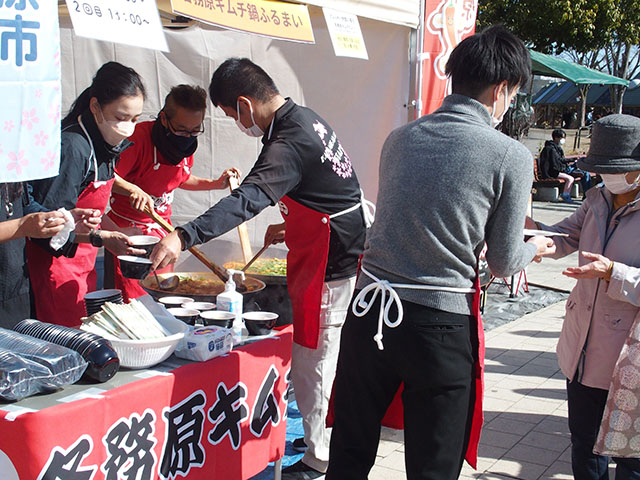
[65,0,168,52]
[0,0,61,183]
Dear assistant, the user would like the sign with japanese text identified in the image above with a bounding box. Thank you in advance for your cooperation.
[322,8,368,60]
[171,0,315,44]
[0,0,60,183]
[64,0,169,52]
[0,328,292,480]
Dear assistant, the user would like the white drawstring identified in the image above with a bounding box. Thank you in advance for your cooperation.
[352,269,404,350]
[353,267,476,350]
[360,189,376,228]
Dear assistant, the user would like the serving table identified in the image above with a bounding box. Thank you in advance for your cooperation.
[0,326,293,480]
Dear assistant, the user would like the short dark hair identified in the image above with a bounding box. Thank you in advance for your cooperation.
[552,128,566,139]
[164,84,207,117]
[445,26,531,98]
[209,58,279,109]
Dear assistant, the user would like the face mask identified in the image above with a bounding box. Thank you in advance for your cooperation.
[95,106,135,146]
[236,99,264,137]
[490,85,510,129]
[559,138,566,146]
[601,173,640,194]
[166,128,198,152]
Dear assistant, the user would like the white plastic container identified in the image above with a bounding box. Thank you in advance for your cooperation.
[216,269,246,339]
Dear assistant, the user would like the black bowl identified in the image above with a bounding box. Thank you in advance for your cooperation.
[118,255,153,279]
[128,235,160,258]
[167,307,200,326]
[200,311,235,329]
[242,312,278,336]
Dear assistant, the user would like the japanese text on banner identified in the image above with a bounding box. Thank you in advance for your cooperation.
[0,0,61,183]
[171,0,315,44]
[64,0,168,52]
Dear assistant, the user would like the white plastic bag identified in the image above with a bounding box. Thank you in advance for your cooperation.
[174,326,233,362]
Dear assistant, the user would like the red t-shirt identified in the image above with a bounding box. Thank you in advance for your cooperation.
[109,120,194,225]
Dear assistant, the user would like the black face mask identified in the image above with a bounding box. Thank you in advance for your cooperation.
[167,130,197,151]
[151,119,198,166]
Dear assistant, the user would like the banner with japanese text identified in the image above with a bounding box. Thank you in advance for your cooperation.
[0,328,292,480]
[420,0,478,116]
[171,0,315,44]
[0,0,61,183]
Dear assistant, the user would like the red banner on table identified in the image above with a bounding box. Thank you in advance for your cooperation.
[0,328,293,480]
[420,0,478,116]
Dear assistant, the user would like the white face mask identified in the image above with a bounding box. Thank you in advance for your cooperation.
[490,85,510,129]
[236,99,264,138]
[601,173,640,194]
[95,107,135,146]
[559,138,566,146]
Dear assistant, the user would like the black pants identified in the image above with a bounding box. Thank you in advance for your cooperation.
[567,379,640,480]
[326,291,477,480]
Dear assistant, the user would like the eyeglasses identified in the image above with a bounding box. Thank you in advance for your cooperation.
[166,116,205,137]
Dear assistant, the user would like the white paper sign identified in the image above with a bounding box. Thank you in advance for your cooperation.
[322,8,368,60]
[64,0,168,52]
[0,0,61,183]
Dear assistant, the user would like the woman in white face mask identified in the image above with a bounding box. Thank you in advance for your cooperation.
[527,114,640,478]
[27,62,148,327]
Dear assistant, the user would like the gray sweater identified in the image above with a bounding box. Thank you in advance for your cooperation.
[358,94,537,315]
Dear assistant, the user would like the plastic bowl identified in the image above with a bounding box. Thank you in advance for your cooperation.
[185,302,216,311]
[159,296,194,307]
[167,307,200,326]
[107,314,189,369]
[118,255,152,279]
[128,235,160,257]
[200,311,235,328]
[242,311,278,336]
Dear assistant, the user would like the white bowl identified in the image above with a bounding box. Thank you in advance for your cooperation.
[108,313,189,369]
[184,302,216,311]
[159,296,194,306]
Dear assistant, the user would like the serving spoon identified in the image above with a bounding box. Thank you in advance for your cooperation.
[152,270,179,291]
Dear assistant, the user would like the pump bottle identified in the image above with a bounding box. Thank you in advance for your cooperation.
[216,269,246,340]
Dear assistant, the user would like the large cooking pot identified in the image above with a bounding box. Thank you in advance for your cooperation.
[223,261,291,325]
[139,272,265,305]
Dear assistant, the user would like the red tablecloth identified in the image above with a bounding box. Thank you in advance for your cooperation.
[0,326,293,480]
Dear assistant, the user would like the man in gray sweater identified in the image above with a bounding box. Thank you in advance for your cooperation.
[327,26,554,480]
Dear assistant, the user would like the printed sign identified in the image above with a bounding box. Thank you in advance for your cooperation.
[171,0,314,44]
[64,0,169,52]
[0,0,61,183]
[322,8,368,60]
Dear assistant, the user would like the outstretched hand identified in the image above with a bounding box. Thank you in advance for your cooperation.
[563,251,613,279]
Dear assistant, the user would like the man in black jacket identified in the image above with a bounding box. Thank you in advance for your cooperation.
[539,129,591,202]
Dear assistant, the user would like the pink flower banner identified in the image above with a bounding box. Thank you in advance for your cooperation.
[0,0,60,183]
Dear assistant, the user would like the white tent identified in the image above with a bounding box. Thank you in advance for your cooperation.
[58,2,419,265]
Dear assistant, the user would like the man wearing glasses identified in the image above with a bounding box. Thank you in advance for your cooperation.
[106,84,240,300]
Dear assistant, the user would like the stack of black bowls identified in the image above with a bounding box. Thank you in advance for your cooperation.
[13,320,120,383]
[84,289,123,316]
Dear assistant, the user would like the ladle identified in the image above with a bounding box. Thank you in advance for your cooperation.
[143,206,238,287]
[153,270,179,291]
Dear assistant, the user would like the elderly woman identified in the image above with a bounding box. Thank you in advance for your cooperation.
[533,114,640,479]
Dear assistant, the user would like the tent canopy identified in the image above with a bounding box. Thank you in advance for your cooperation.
[530,50,629,86]
[154,0,420,28]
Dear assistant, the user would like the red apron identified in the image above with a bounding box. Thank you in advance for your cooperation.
[26,178,115,327]
[377,276,485,468]
[279,196,331,349]
[107,147,185,301]
[26,116,116,327]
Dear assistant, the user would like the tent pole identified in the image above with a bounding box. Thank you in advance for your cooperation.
[415,0,426,119]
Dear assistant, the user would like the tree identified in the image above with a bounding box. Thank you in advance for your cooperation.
[478,0,640,119]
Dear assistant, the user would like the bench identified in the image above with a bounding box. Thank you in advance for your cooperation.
[532,155,583,201]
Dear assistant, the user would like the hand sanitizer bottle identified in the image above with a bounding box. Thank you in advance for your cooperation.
[216,269,246,341]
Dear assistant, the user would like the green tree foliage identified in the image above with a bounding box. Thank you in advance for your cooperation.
[478,0,640,116]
